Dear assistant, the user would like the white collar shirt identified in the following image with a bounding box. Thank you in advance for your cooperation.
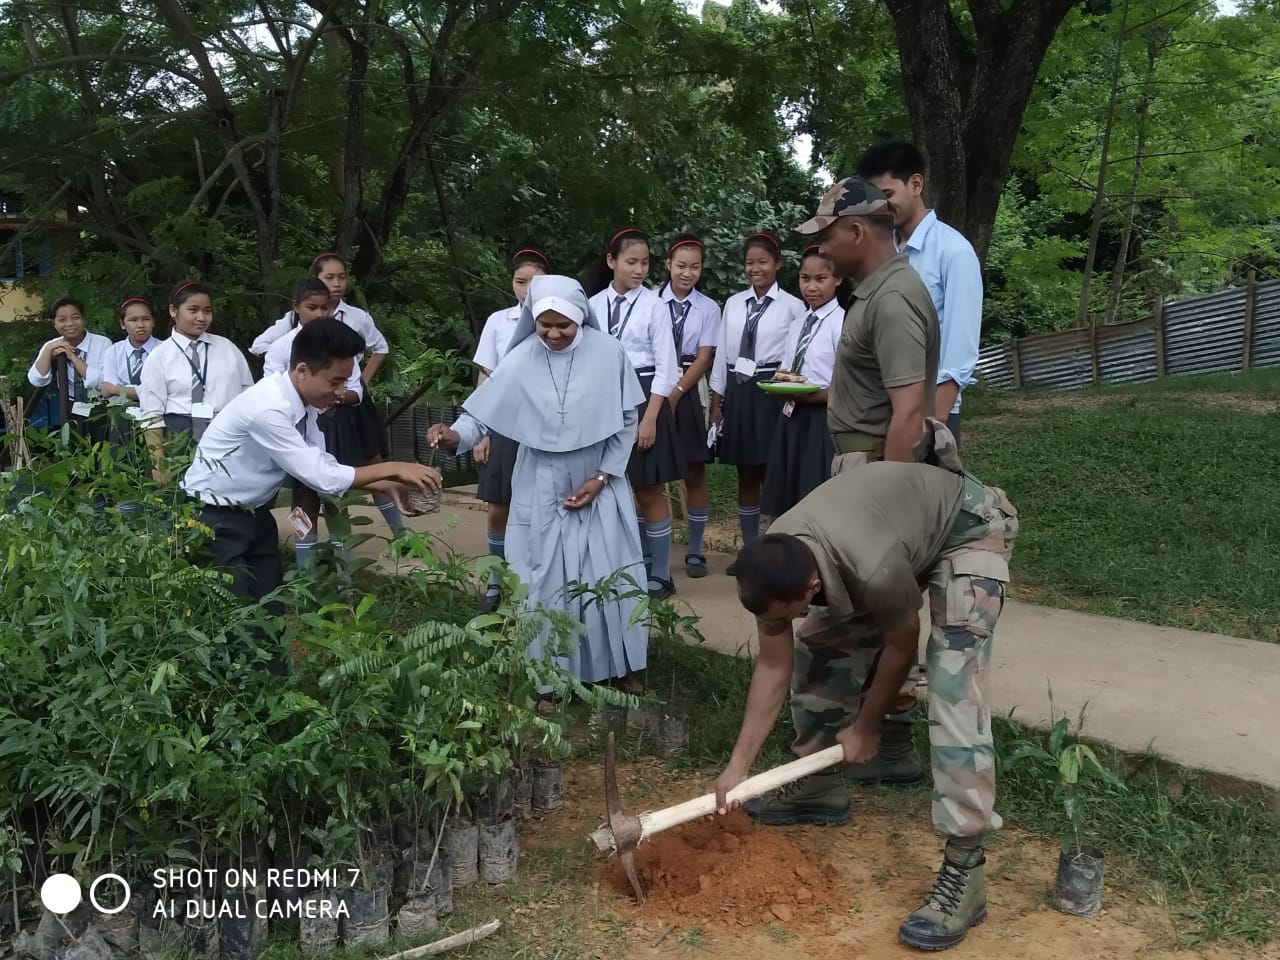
[249,302,389,358]
[102,336,162,389]
[709,283,807,394]
[473,305,522,373]
[587,285,679,397]
[658,284,722,359]
[781,298,843,388]
[181,373,357,509]
[27,332,114,393]
[263,325,364,400]
[138,332,254,421]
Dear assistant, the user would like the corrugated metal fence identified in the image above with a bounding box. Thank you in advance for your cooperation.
[976,273,1280,391]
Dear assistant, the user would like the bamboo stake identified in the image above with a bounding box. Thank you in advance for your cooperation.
[372,919,500,960]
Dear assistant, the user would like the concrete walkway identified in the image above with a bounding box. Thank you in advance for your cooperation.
[276,491,1280,792]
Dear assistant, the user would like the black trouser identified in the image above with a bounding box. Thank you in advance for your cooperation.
[197,504,283,607]
[196,503,287,675]
[946,411,962,450]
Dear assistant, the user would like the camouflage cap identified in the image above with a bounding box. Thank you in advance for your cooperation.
[795,177,892,234]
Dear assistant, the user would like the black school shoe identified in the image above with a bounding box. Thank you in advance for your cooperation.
[648,578,676,601]
[685,554,708,578]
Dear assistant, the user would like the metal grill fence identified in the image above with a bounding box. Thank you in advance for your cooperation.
[976,272,1280,392]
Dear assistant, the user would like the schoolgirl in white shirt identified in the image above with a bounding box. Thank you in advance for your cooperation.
[27,296,113,438]
[657,234,721,579]
[708,232,807,570]
[473,247,549,610]
[100,296,162,458]
[586,227,686,601]
[761,245,850,517]
[101,297,161,402]
[137,281,254,478]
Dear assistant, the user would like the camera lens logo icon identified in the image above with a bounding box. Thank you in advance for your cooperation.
[40,873,131,915]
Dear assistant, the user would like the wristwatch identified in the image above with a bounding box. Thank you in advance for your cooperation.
[592,472,610,485]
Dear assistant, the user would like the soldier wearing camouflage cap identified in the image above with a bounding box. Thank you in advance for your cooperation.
[712,422,1018,951]
[796,176,939,472]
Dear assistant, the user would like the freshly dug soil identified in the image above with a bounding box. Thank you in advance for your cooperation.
[601,812,849,925]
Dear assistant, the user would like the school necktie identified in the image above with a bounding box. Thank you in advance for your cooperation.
[735,296,773,382]
[128,347,146,385]
[791,312,821,373]
[608,294,627,337]
[669,299,692,355]
[188,340,205,403]
[71,348,88,401]
[296,413,308,439]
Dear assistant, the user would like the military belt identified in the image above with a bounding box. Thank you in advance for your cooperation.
[830,431,884,454]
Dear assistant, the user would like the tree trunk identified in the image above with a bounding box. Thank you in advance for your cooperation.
[1104,32,1158,326]
[881,0,1079,265]
[1077,0,1132,327]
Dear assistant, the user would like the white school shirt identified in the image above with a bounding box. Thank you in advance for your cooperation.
[709,283,807,395]
[473,305,521,373]
[587,285,679,397]
[657,284,722,360]
[27,332,114,395]
[181,372,357,509]
[102,336,163,390]
[780,298,843,389]
[263,325,364,400]
[249,301,390,357]
[138,332,254,423]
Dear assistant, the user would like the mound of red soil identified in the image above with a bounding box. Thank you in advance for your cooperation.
[601,812,849,926]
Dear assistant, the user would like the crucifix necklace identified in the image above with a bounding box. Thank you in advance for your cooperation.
[544,348,575,424]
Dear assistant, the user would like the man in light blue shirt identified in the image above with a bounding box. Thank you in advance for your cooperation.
[857,141,983,447]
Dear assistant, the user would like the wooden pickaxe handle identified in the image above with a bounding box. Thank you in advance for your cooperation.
[591,743,845,851]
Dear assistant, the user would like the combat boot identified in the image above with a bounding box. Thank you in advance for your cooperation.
[843,709,925,787]
[742,769,850,826]
[898,841,987,951]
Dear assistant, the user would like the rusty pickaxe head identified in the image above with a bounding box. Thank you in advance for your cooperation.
[604,731,645,901]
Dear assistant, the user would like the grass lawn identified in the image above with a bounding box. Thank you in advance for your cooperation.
[960,368,1280,642]
[704,368,1280,643]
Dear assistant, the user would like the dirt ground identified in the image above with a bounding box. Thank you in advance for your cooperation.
[532,758,1277,960]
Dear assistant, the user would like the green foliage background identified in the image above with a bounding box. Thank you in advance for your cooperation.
[0,0,1276,385]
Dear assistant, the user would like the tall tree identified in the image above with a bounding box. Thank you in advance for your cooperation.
[881,0,1078,263]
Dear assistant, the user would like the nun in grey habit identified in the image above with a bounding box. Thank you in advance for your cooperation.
[427,275,648,685]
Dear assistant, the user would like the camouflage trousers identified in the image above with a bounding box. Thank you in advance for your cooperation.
[790,476,1019,839]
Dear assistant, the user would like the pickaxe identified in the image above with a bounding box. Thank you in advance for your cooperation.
[590,731,846,901]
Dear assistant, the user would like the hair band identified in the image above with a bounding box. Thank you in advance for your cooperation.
[667,238,704,257]
[512,247,549,266]
[119,297,151,312]
[170,280,204,302]
[747,231,781,251]
[609,227,646,249]
[311,251,343,268]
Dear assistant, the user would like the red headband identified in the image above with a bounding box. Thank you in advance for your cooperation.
[802,244,824,257]
[747,231,781,251]
[609,227,646,249]
[667,238,704,257]
[119,297,151,312]
[170,280,204,302]
[311,251,343,269]
[512,247,549,266]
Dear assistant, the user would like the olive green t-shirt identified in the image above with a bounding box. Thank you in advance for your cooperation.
[770,462,963,629]
[827,255,940,436]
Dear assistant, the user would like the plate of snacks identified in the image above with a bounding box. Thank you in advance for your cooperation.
[757,370,821,395]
